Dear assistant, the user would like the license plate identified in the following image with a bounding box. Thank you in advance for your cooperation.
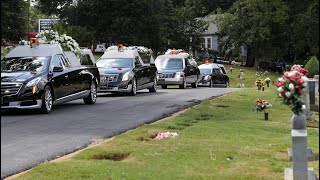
[158,79,165,82]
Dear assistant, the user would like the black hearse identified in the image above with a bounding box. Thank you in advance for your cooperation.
[1,44,100,113]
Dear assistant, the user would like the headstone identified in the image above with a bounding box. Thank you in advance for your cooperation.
[287,147,315,161]
[284,168,316,180]
[308,80,318,111]
[292,129,308,179]
[314,75,319,96]
[302,84,314,120]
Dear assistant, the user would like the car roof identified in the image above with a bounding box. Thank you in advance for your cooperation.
[100,49,139,59]
[5,44,64,58]
[198,63,225,69]
[156,54,187,59]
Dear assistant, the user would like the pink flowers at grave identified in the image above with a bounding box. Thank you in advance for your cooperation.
[155,132,179,140]
[275,65,309,114]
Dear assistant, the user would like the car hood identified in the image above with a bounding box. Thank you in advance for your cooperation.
[98,67,131,75]
[158,69,183,74]
[1,71,39,83]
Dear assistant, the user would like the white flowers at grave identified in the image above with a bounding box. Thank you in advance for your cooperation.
[35,30,81,56]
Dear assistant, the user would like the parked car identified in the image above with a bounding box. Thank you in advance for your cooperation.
[94,43,106,53]
[155,53,200,89]
[96,48,158,95]
[198,63,229,88]
[1,44,100,113]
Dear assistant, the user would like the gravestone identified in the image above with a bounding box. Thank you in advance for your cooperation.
[314,75,319,96]
[308,80,318,111]
[287,147,315,161]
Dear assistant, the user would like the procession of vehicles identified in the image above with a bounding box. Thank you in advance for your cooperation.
[1,43,229,113]
[198,63,229,88]
[1,44,100,113]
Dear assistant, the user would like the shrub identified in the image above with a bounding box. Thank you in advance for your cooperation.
[304,56,319,78]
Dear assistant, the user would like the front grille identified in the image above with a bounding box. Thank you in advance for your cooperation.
[20,100,37,106]
[159,73,175,78]
[1,83,22,96]
[100,74,119,84]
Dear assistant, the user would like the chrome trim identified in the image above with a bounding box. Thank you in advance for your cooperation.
[100,74,119,84]
[54,90,90,104]
[1,100,42,109]
[158,73,175,78]
[1,83,23,96]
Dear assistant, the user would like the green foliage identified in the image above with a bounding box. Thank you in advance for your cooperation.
[304,56,319,78]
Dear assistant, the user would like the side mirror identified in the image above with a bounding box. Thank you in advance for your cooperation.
[150,63,155,67]
[52,66,64,72]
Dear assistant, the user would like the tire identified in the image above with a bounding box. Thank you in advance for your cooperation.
[129,78,137,96]
[179,78,187,89]
[148,77,157,93]
[161,85,167,89]
[209,80,214,88]
[40,86,53,114]
[83,80,97,104]
[191,81,198,88]
[224,81,229,88]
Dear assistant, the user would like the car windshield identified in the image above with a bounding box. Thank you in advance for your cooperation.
[200,69,212,74]
[155,58,183,70]
[1,56,50,73]
[96,58,132,68]
[212,68,222,75]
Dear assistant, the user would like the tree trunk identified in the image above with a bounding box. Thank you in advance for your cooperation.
[245,47,255,67]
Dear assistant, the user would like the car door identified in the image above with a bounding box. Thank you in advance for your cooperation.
[133,56,144,88]
[183,58,192,83]
[211,68,222,84]
[49,55,69,100]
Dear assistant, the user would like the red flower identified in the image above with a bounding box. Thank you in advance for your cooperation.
[281,91,286,97]
[276,82,285,87]
[297,79,304,84]
[289,75,297,81]
[298,88,304,94]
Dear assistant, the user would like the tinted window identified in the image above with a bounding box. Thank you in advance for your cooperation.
[50,55,64,69]
[220,67,227,74]
[155,58,183,70]
[96,58,132,68]
[80,54,93,65]
[212,68,222,75]
[1,56,50,73]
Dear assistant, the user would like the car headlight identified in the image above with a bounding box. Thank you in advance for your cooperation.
[175,72,183,78]
[204,75,210,80]
[122,71,130,81]
[26,77,41,87]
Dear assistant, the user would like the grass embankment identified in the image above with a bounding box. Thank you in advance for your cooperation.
[15,86,319,179]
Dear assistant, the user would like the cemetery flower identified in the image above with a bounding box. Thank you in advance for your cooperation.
[253,99,272,113]
[276,69,309,114]
[264,77,271,83]
[255,78,264,86]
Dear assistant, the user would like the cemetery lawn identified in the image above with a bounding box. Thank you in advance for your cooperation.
[15,88,319,180]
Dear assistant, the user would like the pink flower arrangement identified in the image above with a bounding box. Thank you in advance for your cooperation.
[253,99,272,113]
[276,67,309,114]
[155,132,179,140]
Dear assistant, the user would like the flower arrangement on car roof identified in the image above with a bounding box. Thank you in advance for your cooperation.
[275,64,309,114]
[19,30,81,56]
[106,45,153,56]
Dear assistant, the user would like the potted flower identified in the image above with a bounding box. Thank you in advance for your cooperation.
[255,78,264,90]
[275,66,309,129]
[264,77,271,87]
[253,99,272,120]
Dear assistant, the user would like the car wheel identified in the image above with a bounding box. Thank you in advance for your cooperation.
[224,81,229,88]
[84,80,97,104]
[209,80,214,88]
[191,81,197,88]
[40,86,53,114]
[179,78,187,89]
[161,85,167,89]
[129,77,137,96]
[149,77,157,93]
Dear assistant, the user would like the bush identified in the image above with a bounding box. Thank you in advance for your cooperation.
[304,56,319,78]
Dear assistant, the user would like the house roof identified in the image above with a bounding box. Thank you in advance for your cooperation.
[196,14,218,35]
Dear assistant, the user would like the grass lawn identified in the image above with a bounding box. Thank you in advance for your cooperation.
[15,86,319,179]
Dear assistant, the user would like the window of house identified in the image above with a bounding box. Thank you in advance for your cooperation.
[207,37,212,49]
[201,38,206,48]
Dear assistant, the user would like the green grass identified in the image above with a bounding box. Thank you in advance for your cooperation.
[15,86,319,179]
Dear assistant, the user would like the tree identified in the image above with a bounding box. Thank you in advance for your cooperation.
[1,0,29,40]
[304,56,319,78]
[216,0,288,67]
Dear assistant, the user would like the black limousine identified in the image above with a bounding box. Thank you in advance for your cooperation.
[97,47,158,96]
[1,44,100,113]
[197,63,229,88]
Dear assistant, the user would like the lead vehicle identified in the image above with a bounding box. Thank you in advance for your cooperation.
[96,47,158,96]
[1,44,100,113]
[155,53,200,89]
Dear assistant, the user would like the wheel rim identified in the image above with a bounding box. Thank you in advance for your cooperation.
[45,88,52,111]
[91,83,97,102]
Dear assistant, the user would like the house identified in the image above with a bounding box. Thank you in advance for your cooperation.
[196,14,247,59]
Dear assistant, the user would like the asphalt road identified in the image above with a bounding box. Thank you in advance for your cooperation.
[1,86,239,179]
